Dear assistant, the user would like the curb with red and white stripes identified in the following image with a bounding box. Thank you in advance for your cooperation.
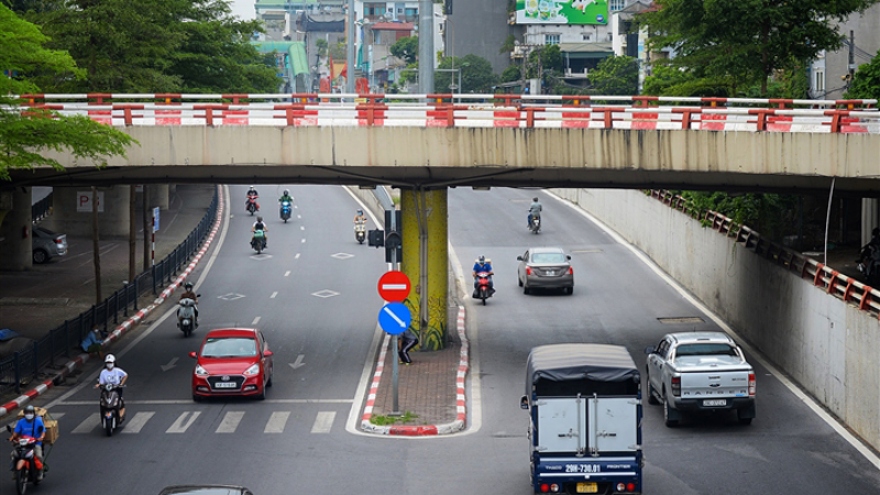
[0,186,225,419]
[361,306,468,436]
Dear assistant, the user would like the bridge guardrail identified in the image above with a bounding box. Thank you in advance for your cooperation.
[650,190,880,318]
[10,94,880,133]
[0,187,219,396]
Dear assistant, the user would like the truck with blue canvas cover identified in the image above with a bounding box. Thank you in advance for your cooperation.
[522,344,642,495]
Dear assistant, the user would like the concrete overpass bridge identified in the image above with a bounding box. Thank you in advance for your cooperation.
[3,93,880,357]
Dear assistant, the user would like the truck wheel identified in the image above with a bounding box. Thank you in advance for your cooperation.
[737,409,753,426]
[663,401,679,427]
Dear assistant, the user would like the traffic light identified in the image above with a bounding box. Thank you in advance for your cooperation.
[385,231,402,263]
[368,229,385,247]
[445,0,453,15]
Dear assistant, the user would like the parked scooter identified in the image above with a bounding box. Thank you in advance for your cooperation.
[246,195,259,216]
[529,213,541,234]
[354,219,366,244]
[251,229,267,254]
[99,383,124,437]
[177,297,199,337]
[6,426,44,494]
[474,271,494,305]
[280,200,292,223]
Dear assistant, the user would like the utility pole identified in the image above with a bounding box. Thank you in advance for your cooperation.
[847,30,855,90]
[346,0,355,93]
[418,0,433,93]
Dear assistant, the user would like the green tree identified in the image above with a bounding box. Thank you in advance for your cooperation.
[845,51,880,100]
[0,4,134,180]
[434,54,497,94]
[588,55,639,95]
[390,36,419,65]
[315,38,328,58]
[639,0,880,95]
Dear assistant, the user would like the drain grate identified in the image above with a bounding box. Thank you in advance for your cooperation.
[658,317,704,324]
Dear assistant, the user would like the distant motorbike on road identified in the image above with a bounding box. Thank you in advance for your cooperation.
[354,220,366,244]
[246,196,259,216]
[99,384,124,437]
[251,229,267,254]
[6,427,44,494]
[529,213,541,234]
[474,271,494,305]
[280,200,292,223]
[177,297,199,337]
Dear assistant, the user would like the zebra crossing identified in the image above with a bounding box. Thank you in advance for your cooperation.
[48,409,340,436]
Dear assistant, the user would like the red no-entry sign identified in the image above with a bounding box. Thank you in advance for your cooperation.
[377,270,411,302]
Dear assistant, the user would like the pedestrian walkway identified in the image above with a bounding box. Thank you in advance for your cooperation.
[0,184,468,437]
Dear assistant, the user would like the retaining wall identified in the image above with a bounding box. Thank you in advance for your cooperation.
[553,188,880,451]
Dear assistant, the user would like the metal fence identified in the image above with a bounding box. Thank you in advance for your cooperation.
[31,193,52,224]
[0,188,219,396]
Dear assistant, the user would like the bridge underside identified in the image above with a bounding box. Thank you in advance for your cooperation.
[8,126,880,196]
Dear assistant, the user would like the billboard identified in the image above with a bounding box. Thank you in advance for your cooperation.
[515,0,609,25]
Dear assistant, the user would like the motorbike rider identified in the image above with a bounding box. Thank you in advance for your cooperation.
[245,185,260,211]
[252,216,268,248]
[472,255,495,296]
[528,197,543,229]
[94,354,128,423]
[353,209,367,225]
[279,189,293,206]
[9,405,45,481]
[179,281,199,327]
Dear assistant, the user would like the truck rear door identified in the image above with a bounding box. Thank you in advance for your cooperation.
[536,398,585,453]
[589,397,639,453]
[679,369,752,399]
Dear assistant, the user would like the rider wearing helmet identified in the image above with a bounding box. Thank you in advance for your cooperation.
[95,354,128,423]
[528,197,543,229]
[245,185,260,211]
[179,281,199,325]
[252,216,268,249]
[10,405,46,480]
[353,208,367,225]
[472,255,495,295]
[279,189,293,204]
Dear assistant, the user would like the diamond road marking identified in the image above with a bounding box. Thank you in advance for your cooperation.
[331,252,354,260]
[311,289,340,298]
[218,293,246,301]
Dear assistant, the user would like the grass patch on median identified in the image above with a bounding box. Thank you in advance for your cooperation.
[370,411,420,426]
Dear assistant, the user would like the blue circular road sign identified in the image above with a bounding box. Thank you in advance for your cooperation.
[378,302,412,335]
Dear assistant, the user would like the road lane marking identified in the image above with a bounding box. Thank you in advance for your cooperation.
[122,412,154,434]
[252,316,261,325]
[284,270,291,276]
[295,253,300,259]
[301,239,306,243]
[270,291,278,299]
[72,413,99,434]
[311,411,335,434]
[216,411,245,433]
[167,411,200,433]
[300,226,305,231]
[264,411,290,433]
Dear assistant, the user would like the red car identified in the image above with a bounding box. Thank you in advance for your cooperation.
[189,328,274,401]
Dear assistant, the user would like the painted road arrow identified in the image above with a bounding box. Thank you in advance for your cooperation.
[289,354,306,370]
[161,357,179,372]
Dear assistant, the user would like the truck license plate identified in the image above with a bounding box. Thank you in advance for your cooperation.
[703,399,726,406]
[576,482,598,493]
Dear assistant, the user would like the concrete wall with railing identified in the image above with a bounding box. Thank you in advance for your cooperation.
[552,187,880,451]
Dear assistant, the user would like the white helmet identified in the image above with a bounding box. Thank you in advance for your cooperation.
[105,354,116,364]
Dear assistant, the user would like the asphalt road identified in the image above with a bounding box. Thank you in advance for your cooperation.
[16,185,880,495]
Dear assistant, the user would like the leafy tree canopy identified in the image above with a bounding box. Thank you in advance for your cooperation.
[390,36,419,65]
[845,51,880,100]
[0,5,134,180]
[434,54,497,94]
[588,55,639,95]
[638,0,880,95]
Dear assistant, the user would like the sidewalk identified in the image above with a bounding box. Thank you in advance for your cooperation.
[0,184,468,436]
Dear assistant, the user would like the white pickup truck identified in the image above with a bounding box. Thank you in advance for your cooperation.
[644,331,756,427]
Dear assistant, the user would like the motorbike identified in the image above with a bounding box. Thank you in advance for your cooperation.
[99,383,124,437]
[6,426,44,494]
[529,213,541,234]
[246,195,259,216]
[251,229,267,254]
[474,271,494,305]
[177,297,199,337]
[280,200,292,223]
[354,220,366,244]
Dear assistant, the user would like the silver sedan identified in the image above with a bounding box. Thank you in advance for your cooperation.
[517,247,574,295]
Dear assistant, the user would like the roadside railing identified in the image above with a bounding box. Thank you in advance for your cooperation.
[649,190,880,318]
[31,193,52,224]
[0,187,219,395]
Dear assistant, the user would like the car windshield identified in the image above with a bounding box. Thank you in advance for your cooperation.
[675,343,738,357]
[531,253,567,263]
[201,337,257,358]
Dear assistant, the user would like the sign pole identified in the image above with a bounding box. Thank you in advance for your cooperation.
[389,209,400,416]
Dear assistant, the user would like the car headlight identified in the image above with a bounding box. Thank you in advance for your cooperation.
[194,364,209,376]
[243,363,260,376]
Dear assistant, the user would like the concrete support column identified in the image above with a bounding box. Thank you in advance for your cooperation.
[400,188,448,351]
[0,187,33,270]
[148,184,170,210]
[51,186,130,237]
[862,198,878,245]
